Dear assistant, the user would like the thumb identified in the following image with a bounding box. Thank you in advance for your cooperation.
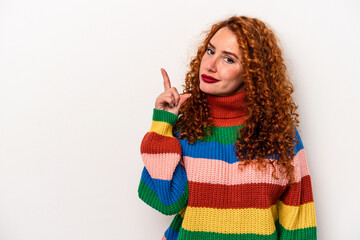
[177,93,191,108]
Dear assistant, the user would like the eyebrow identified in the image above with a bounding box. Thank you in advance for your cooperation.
[208,42,240,60]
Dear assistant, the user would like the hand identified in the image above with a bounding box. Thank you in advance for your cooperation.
[155,68,191,115]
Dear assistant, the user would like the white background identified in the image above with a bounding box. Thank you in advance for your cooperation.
[0,0,359,239]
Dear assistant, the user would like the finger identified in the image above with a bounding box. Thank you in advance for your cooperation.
[161,68,171,91]
[161,90,176,100]
[170,87,180,106]
[164,96,176,107]
[177,93,191,108]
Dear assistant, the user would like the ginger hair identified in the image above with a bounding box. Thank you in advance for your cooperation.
[173,16,300,186]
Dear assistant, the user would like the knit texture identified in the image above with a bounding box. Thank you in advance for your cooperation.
[138,90,317,239]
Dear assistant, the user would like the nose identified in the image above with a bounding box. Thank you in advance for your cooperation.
[206,56,217,73]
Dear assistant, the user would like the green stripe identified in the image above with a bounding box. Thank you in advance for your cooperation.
[152,108,178,125]
[138,179,188,215]
[170,212,184,232]
[178,227,278,240]
[152,109,244,145]
[275,219,317,239]
[200,125,243,145]
[177,220,316,239]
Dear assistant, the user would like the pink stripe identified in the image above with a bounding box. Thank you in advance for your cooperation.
[141,153,181,180]
[184,148,309,185]
[297,148,311,180]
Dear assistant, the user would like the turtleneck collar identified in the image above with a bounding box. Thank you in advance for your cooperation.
[206,90,249,127]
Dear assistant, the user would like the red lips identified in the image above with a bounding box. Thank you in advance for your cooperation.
[201,74,219,83]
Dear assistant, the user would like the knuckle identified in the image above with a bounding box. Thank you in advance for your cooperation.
[172,88,179,95]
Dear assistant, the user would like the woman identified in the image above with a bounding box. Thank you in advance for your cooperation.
[138,15,317,239]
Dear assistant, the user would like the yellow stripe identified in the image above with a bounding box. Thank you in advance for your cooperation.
[277,200,317,230]
[182,205,278,235]
[149,120,173,137]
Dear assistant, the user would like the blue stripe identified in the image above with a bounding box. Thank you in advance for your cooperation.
[140,164,188,206]
[179,140,241,163]
[164,225,179,240]
[294,127,304,152]
[177,127,304,164]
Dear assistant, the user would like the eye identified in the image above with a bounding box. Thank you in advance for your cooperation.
[206,48,214,55]
[224,57,235,64]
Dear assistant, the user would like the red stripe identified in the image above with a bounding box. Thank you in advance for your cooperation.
[188,175,314,209]
[188,181,287,209]
[212,117,247,127]
[140,132,181,154]
[280,175,314,206]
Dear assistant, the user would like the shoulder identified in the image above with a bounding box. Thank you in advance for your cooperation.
[293,126,304,153]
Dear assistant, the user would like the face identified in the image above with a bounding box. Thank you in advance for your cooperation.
[199,27,245,96]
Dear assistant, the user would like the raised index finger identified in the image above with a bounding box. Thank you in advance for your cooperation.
[161,68,171,91]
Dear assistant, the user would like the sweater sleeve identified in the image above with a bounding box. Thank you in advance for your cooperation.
[276,127,317,239]
[138,108,189,215]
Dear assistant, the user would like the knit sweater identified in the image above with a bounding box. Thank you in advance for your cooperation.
[138,90,317,240]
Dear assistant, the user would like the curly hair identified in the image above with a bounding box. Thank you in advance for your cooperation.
[173,16,300,186]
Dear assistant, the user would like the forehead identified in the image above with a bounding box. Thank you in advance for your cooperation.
[209,27,240,54]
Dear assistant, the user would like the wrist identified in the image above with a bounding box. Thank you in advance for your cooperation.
[153,108,179,126]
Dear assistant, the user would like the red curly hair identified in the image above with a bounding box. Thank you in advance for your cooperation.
[173,16,300,186]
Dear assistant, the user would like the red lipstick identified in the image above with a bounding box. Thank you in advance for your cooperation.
[201,74,219,83]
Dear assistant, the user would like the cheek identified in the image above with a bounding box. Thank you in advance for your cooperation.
[221,67,242,80]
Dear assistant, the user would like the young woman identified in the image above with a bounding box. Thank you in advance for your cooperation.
[138,15,317,240]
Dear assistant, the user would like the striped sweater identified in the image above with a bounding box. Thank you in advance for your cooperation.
[138,90,317,239]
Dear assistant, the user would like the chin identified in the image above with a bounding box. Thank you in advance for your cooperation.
[199,83,216,95]
[200,87,222,96]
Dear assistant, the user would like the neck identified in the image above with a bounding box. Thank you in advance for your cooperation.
[206,90,249,127]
